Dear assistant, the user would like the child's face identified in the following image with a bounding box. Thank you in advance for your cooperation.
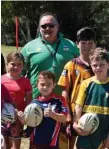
[37,75,55,97]
[91,59,109,81]
[7,58,24,78]
[77,40,96,57]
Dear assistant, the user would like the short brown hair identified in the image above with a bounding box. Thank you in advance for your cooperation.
[37,71,56,83]
[77,27,96,42]
[89,47,109,63]
[39,12,58,23]
[6,52,24,64]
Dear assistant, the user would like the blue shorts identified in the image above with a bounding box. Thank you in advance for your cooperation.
[30,143,59,149]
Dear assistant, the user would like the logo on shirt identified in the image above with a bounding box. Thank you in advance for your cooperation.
[42,103,48,108]
[63,46,69,51]
[61,69,68,76]
[36,48,41,52]
[75,69,80,76]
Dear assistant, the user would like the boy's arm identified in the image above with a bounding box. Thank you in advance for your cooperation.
[73,104,83,133]
[58,61,75,122]
[73,104,91,136]
[62,89,72,122]
[73,80,91,136]
[73,104,83,123]
[62,89,69,102]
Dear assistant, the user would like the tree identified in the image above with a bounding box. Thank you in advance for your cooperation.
[1,1,109,49]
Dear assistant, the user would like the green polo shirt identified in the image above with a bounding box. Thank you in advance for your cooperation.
[21,33,79,98]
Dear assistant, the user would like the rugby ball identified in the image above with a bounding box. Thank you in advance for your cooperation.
[1,134,6,149]
[24,103,43,127]
[1,103,16,124]
[78,113,99,134]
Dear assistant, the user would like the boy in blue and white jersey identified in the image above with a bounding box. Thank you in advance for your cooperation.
[25,71,68,149]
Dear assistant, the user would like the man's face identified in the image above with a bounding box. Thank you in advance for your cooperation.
[39,15,59,42]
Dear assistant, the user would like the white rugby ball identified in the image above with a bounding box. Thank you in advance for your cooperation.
[1,103,16,124]
[1,134,6,149]
[24,103,43,127]
[78,113,99,134]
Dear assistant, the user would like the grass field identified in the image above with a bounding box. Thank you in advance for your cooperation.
[1,45,22,56]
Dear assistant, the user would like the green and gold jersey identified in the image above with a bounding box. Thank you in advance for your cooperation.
[76,76,109,149]
[76,76,109,114]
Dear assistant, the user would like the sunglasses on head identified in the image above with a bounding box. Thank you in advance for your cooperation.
[41,24,56,29]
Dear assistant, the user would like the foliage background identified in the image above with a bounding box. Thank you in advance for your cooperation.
[1,1,109,49]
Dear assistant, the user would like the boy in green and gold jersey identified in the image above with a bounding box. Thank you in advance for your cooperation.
[73,48,109,149]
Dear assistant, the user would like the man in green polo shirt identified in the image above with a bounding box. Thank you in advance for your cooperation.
[21,12,79,99]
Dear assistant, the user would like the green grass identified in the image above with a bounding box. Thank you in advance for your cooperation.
[1,45,22,56]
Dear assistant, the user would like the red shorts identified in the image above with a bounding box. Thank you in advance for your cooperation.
[2,119,23,139]
[9,119,23,139]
